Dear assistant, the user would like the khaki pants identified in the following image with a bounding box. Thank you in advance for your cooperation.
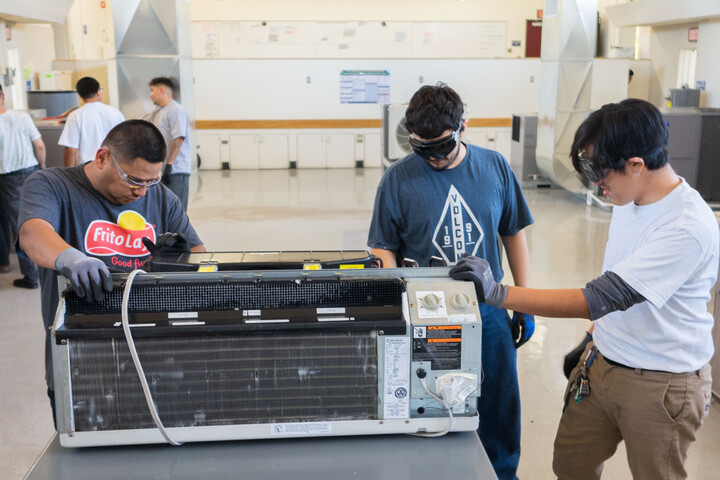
[553,342,712,480]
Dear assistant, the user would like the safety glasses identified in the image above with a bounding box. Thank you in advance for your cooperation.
[108,149,162,189]
[408,126,461,161]
[577,148,610,184]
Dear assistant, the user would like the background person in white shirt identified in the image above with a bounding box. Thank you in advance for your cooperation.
[58,77,124,167]
[0,83,45,288]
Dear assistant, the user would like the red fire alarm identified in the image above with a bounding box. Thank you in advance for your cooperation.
[537,9,543,19]
[688,27,698,42]
[100,1,106,8]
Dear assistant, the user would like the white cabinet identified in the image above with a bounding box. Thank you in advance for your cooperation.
[229,134,289,169]
[297,133,355,168]
[196,134,222,170]
[361,133,382,168]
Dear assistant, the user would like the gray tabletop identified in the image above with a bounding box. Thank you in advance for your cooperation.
[26,431,497,480]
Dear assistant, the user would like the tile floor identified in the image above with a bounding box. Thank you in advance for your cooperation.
[1,167,718,479]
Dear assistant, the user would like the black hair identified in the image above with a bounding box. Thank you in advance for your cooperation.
[404,82,464,139]
[149,77,174,91]
[76,77,100,100]
[0,83,3,95]
[570,98,669,176]
[102,120,167,164]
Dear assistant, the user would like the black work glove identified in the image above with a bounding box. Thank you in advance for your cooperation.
[563,332,593,379]
[510,312,535,348]
[55,248,113,303]
[449,255,508,309]
[142,232,191,255]
[161,163,172,184]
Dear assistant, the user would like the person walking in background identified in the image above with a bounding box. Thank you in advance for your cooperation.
[143,77,191,210]
[59,76,124,167]
[0,83,45,288]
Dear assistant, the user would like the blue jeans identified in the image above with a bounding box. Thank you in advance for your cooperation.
[478,304,521,480]
[163,173,190,211]
[0,165,39,282]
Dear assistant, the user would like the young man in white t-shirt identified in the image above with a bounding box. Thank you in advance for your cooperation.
[59,77,125,167]
[451,99,718,480]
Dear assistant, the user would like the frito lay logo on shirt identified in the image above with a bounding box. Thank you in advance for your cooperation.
[85,211,156,257]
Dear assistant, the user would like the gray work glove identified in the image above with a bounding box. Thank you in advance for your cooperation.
[449,255,508,309]
[142,232,191,255]
[55,248,113,302]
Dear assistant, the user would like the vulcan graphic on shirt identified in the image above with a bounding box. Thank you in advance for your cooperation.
[84,211,156,269]
[432,185,484,265]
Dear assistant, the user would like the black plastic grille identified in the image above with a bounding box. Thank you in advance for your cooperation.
[65,278,404,316]
[69,332,379,431]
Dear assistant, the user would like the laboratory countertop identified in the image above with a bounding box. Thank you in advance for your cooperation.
[25,431,497,480]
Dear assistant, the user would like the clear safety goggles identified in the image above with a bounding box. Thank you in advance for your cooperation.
[108,150,162,189]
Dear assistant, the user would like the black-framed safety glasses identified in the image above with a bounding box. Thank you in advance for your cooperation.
[408,124,462,161]
[108,149,162,189]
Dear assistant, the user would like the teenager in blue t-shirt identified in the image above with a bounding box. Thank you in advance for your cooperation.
[368,83,534,480]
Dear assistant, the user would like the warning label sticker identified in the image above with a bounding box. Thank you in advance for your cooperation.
[412,325,462,370]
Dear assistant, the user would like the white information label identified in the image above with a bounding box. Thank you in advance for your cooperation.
[383,337,410,419]
[317,307,345,314]
[270,422,332,436]
[167,312,198,319]
[448,313,479,324]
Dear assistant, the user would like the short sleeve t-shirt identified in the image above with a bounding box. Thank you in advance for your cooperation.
[19,165,203,389]
[59,102,125,163]
[0,110,42,173]
[367,143,533,278]
[143,100,191,175]
[20,165,202,288]
[593,180,719,372]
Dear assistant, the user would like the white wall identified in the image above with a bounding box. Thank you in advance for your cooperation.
[61,0,114,60]
[195,59,541,120]
[648,21,699,106]
[5,23,55,92]
[695,20,720,107]
[190,0,545,59]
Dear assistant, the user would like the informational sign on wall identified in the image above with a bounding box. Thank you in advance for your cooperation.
[340,70,390,104]
[192,21,507,59]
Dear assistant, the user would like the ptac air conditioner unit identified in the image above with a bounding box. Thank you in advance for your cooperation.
[382,103,410,169]
[52,268,482,447]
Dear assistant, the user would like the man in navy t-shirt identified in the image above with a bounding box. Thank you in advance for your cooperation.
[368,83,533,480]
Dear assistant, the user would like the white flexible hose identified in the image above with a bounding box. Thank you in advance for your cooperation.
[121,269,183,446]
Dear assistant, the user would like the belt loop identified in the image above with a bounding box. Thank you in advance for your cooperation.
[634,368,643,376]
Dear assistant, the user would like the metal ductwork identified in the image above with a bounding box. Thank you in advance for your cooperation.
[112,0,194,130]
[536,0,598,196]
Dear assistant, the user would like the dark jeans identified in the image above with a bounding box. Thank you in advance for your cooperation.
[0,165,39,282]
[0,203,10,266]
[478,304,522,480]
[163,173,190,211]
